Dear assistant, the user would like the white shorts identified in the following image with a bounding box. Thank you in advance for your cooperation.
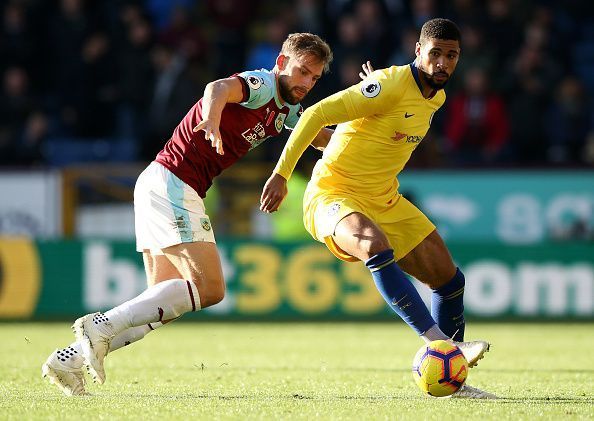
[134,162,215,254]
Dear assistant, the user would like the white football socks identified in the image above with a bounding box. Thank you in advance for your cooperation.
[109,323,155,352]
[61,324,158,369]
[421,324,449,343]
[58,279,200,370]
[100,279,200,337]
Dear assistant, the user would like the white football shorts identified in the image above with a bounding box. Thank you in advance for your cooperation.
[134,161,215,254]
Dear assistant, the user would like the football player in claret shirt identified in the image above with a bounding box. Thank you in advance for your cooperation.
[42,33,337,396]
[261,19,497,399]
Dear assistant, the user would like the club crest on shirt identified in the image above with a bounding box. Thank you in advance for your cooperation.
[328,202,341,216]
[247,76,262,89]
[361,79,381,98]
[275,113,287,132]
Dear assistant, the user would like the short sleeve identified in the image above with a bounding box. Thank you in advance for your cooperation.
[236,70,275,109]
[339,68,405,120]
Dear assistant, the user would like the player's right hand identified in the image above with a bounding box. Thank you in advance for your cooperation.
[193,120,224,155]
[260,173,288,213]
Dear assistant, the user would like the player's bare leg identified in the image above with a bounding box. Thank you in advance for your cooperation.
[162,242,226,309]
[333,212,447,341]
[73,242,224,384]
[42,251,185,395]
[397,230,457,290]
[398,230,490,367]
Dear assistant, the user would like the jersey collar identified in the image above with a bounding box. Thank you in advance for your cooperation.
[409,62,437,100]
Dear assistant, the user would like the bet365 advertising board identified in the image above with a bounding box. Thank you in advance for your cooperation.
[1,238,592,320]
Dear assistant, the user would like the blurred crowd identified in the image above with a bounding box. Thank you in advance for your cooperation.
[0,0,593,168]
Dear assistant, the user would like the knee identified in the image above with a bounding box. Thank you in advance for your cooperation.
[430,267,464,290]
[196,277,226,309]
[208,284,226,307]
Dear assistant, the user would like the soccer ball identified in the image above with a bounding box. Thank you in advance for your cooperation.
[412,340,468,397]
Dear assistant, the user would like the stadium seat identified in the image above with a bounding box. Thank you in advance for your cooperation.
[42,137,138,167]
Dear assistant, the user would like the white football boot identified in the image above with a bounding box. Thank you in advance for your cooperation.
[447,384,498,399]
[72,313,114,385]
[453,340,490,368]
[41,348,88,396]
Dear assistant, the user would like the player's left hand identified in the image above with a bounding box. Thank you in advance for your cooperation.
[359,61,374,80]
[260,173,288,213]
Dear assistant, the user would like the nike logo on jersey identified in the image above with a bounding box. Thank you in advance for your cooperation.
[404,112,414,118]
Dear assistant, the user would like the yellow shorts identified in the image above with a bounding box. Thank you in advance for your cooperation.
[303,185,435,262]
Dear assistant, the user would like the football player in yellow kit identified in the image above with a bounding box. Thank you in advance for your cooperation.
[261,18,496,399]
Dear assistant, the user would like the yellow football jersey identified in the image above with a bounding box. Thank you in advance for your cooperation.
[275,64,445,204]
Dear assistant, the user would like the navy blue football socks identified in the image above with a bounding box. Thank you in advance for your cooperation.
[365,249,436,336]
[431,268,466,341]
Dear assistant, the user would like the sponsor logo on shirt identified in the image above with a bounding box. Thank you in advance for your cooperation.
[405,135,424,143]
[242,122,268,149]
[391,131,424,143]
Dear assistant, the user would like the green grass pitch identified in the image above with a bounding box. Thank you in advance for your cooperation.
[1,322,592,420]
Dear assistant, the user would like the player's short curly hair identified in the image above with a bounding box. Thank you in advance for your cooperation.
[280,33,333,73]
[419,18,461,45]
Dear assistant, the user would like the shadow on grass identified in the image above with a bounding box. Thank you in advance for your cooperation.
[186,365,594,375]
[40,392,592,403]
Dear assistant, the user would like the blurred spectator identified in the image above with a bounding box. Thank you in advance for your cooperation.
[246,19,290,71]
[77,32,118,138]
[332,14,366,69]
[0,0,591,169]
[339,55,368,88]
[484,0,522,63]
[446,0,484,26]
[0,2,36,73]
[388,25,417,65]
[117,11,155,140]
[207,0,258,77]
[501,42,561,163]
[409,0,438,30]
[445,67,510,165]
[0,66,46,165]
[353,0,391,65]
[18,110,49,165]
[145,0,194,31]
[159,6,208,62]
[47,0,92,136]
[546,76,591,164]
[143,44,198,160]
[447,23,496,94]
[294,0,322,34]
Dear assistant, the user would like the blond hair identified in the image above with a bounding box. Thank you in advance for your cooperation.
[280,33,333,73]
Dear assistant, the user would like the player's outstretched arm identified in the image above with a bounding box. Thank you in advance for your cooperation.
[192,77,244,155]
[260,173,288,213]
[309,60,373,152]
